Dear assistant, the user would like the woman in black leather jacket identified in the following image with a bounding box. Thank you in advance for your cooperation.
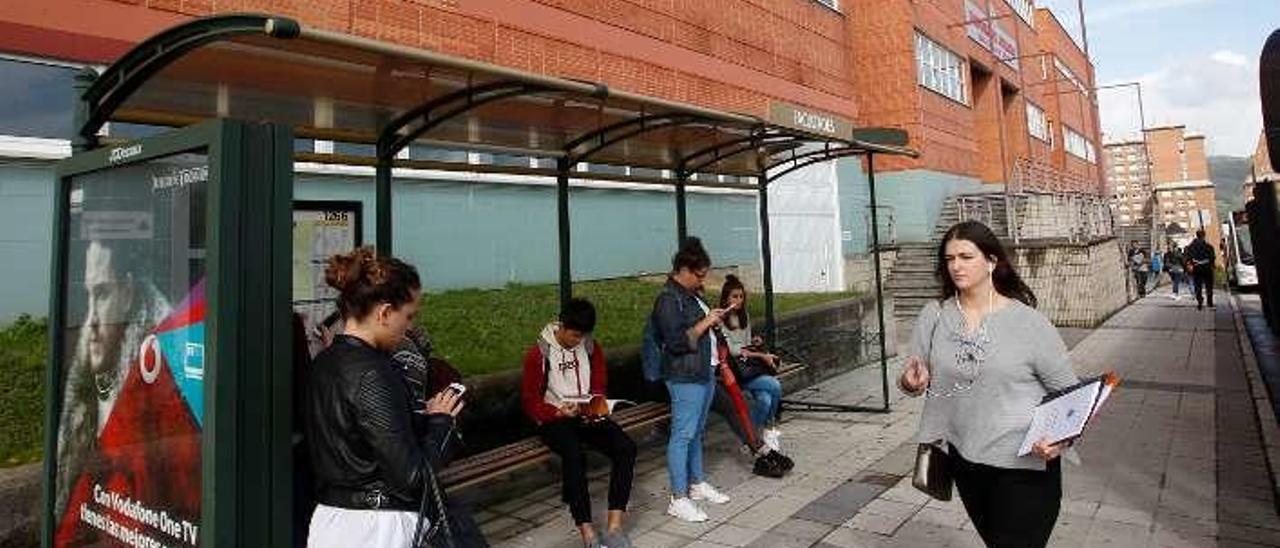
[303,247,466,547]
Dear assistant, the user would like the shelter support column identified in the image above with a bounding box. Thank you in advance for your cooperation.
[867,153,890,411]
[675,173,688,244]
[375,154,392,255]
[557,158,572,308]
[757,171,777,346]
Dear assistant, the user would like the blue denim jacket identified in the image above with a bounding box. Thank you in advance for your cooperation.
[651,278,713,383]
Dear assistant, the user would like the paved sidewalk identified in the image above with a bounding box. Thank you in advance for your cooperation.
[484,288,1280,547]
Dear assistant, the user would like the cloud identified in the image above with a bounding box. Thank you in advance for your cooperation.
[1210,50,1248,67]
[1098,50,1261,155]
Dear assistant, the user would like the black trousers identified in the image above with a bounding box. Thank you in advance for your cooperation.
[1194,268,1215,307]
[1133,271,1148,296]
[951,446,1062,548]
[539,418,636,525]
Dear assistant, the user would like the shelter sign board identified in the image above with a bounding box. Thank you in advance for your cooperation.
[54,149,209,548]
[768,101,853,140]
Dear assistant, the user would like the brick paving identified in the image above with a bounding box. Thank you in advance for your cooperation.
[483,288,1280,547]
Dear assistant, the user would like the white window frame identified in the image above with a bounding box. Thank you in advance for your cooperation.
[1064,126,1095,163]
[915,32,968,105]
[1025,101,1050,143]
[1004,0,1035,26]
[1054,57,1086,93]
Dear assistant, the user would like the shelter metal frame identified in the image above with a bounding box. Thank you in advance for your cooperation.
[73,15,917,417]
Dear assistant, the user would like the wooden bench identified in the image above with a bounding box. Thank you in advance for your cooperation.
[439,362,806,491]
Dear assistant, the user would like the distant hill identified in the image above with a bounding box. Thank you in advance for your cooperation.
[1209,155,1250,216]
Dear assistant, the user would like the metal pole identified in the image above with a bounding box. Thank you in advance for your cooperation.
[1076,0,1091,59]
[676,173,689,244]
[867,154,890,411]
[375,154,393,255]
[557,158,573,309]
[1135,84,1159,253]
[757,173,777,347]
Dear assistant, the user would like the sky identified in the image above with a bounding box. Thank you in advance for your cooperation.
[1038,0,1280,156]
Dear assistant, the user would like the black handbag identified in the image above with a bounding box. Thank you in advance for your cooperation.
[732,355,772,383]
[911,304,953,501]
[912,442,953,501]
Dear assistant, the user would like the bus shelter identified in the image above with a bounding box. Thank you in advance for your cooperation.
[44,14,916,547]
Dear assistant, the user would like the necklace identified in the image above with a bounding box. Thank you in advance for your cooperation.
[94,370,117,401]
[925,286,994,398]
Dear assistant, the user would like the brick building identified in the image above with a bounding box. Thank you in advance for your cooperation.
[1105,139,1153,227]
[1246,130,1279,203]
[0,0,1105,317]
[847,0,1102,190]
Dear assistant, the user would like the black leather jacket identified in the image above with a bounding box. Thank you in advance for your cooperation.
[304,335,455,511]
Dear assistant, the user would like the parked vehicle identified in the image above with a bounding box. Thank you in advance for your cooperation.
[1223,211,1258,289]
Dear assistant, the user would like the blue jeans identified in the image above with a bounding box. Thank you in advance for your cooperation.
[665,380,715,496]
[742,375,782,428]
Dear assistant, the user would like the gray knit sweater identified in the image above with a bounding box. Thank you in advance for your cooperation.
[909,298,1079,471]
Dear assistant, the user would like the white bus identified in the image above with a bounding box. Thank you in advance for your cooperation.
[1223,211,1258,289]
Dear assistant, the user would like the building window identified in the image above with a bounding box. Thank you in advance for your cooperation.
[813,0,839,11]
[915,32,967,105]
[1064,126,1095,163]
[1005,0,1035,26]
[1054,57,1086,93]
[1026,102,1050,142]
[0,55,81,139]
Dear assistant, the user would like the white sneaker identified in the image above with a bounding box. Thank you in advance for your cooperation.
[689,482,730,504]
[667,496,708,522]
[762,428,781,452]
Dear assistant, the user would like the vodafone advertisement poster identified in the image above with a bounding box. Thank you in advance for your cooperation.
[54,151,209,547]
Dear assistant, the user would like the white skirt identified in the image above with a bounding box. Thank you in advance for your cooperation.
[308,503,424,548]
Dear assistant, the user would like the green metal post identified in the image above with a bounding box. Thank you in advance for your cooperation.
[557,158,572,308]
[72,68,98,152]
[676,173,689,244]
[867,153,890,411]
[758,172,777,346]
[376,155,393,255]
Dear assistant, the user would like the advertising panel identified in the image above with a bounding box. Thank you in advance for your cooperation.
[54,150,209,548]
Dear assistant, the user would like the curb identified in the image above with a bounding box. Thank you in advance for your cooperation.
[1230,293,1280,513]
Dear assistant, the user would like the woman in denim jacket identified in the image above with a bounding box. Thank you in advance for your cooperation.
[650,237,733,522]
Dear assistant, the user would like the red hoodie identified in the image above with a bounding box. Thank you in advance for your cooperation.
[521,331,607,425]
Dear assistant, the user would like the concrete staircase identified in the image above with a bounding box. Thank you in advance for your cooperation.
[885,200,959,323]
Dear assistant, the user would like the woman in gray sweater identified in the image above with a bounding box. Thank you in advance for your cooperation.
[898,221,1078,547]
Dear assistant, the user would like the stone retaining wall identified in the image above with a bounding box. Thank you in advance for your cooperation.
[1011,237,1129,327]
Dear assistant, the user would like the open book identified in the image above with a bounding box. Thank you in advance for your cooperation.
[1017,372,1120,457]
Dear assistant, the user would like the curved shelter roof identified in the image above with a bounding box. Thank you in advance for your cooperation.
[77,14,914,183]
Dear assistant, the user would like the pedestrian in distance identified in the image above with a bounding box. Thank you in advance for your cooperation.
[521,298,637,548]
[1186,229,1218,310]
[1149,247,1163,294]
[1129,245,1149,298]
[648,237,733,523]
[1164,246,1186,300]
[898,221,1079,548]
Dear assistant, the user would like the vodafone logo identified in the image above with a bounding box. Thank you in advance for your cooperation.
[139,334,163,384]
